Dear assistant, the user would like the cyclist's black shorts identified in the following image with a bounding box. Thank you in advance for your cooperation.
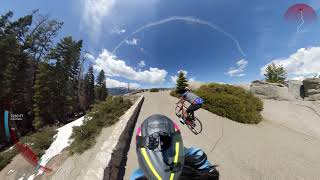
[186,103,202,114]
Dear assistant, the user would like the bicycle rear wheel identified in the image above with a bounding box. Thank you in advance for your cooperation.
[187,117,202,135]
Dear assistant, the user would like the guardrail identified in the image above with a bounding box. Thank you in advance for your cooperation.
[102,96,144,180]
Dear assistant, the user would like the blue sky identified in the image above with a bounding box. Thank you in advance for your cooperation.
[2,0,320,88]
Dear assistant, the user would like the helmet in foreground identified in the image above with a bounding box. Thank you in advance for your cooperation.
[136,114,184,180]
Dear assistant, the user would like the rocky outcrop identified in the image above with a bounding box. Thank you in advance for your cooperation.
[250,80,295,101]
[303,78,320,101]
[234,84,251,92]
[286,80,304,99]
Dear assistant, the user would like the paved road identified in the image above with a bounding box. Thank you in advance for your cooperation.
[124,91,320,180]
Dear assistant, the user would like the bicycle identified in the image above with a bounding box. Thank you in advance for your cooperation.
[175,100,202,135]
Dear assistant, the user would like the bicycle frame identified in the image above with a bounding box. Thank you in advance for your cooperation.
[176,100,193,121]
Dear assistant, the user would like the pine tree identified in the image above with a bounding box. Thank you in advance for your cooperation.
[176,71,189,94]
[0,12,14,93]
[0,12,32,99]
[264,63,287,84]
[95,70,108,101]
[0,12,34,131]
[51,37,83,122]
[26,12,63,63]
[84,66,95,109]
[0,11,85,133]
[78,77,87,111]
[0,11,64,131]
[33,61,55,128]
[25,12,63,102]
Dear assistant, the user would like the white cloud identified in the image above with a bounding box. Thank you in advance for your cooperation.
[226,59,248,77]
[237,59,248,67]
[81,0,160,41]
[170,70,188,83]
[93,49,167,84]
[125,38,139,46]
[85,53,95,61]
[171,76,178,84]
[111,28,126,34]
[82,0,116,40]
[138,60,146,68]
[261,47,320,80]
[105,78,140,89]
[291,76,307,81]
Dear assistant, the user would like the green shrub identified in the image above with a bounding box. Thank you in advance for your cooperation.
[69,97,132,154]
[0,148,18,171]
[150,88,159,92]
[195,83,263,124]
[170,90,181,98]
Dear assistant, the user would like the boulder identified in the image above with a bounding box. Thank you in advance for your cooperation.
[250,80,295,101]
[303,78,320,101]
[234,83,251,92]
[286,80,304,99]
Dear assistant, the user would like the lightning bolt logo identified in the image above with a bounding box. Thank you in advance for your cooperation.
[297,10,305,33]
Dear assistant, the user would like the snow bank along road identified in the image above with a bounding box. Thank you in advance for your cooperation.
[0,116,86,180]
[124,91,320,180]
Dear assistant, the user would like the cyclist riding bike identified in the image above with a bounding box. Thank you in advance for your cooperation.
[130,114,219,180]
[177,87,204,124]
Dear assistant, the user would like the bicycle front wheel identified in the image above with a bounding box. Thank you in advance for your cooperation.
[175,105,182,118]
[188,117,202,135]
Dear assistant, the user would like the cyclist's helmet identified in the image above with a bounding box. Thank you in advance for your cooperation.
[136,114,184,180]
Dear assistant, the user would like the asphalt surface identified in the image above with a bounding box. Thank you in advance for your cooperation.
[124,91,320,180]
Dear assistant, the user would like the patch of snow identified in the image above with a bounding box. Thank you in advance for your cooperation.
[7,169,15,174]
[36,116,86,175]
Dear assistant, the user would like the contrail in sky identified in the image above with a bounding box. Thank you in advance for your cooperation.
[112,16,246,57]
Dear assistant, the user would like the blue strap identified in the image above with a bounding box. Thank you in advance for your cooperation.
[185,147,201,155]
[198,160,212,170]
[185,147,213,171]
[130,169,145,180]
